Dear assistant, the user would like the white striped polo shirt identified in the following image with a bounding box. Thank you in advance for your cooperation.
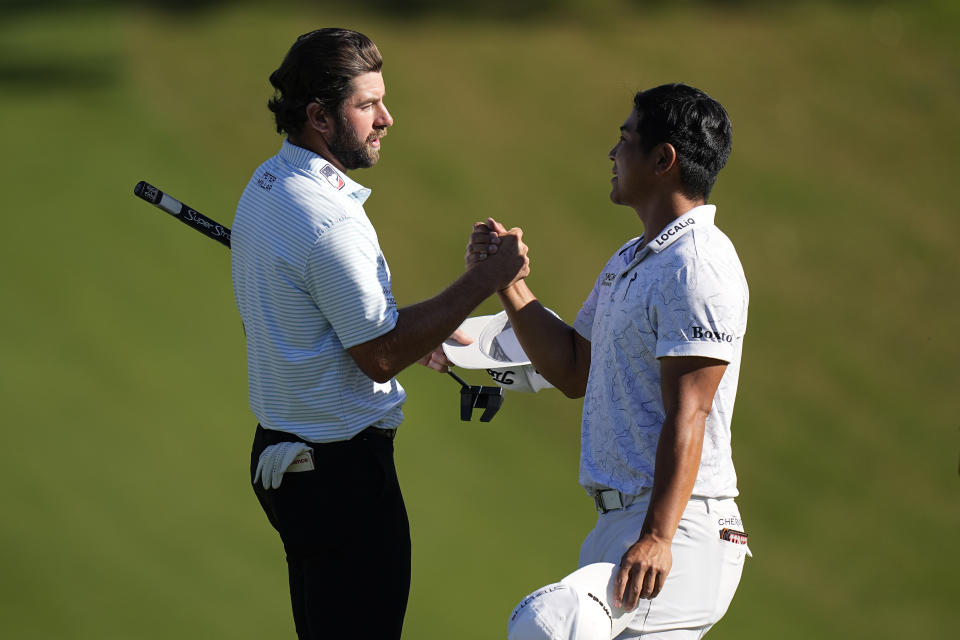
[231,140,405,442]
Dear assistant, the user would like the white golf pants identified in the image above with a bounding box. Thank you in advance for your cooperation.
[579,496,749,639]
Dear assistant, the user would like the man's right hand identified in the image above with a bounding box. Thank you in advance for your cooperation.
[465,217,529,291]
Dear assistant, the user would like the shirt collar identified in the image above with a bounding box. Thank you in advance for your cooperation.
[621,204,717,273]
[645,204,716,254]
[280,139,371,204]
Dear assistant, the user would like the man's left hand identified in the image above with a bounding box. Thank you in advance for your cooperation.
[614,533,673,609]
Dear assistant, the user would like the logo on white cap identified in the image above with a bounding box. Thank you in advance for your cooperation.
[507,563,631,640]
[443,312,530,370]
[442,312,555,393]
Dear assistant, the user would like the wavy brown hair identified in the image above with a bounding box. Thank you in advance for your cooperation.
[267,28,383,136]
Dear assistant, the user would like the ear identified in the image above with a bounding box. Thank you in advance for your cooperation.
[653,143,678,176]
[305,101,333,135]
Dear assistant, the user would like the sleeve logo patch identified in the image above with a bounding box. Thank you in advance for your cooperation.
[320,164,345,190]
[692,326,734,343]
[382,287,396,307]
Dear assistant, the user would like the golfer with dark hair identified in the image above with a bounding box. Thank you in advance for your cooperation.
[231,28,529,639]
[472,84,751,638]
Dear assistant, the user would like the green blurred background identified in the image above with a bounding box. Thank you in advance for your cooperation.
[2,0,957,638]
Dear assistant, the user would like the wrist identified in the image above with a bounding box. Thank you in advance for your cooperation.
[497,280,534,307]
[639,529,672,542]
[459,267,499,300]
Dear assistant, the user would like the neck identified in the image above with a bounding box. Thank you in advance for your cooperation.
[636,192,704,248]
[287,134,347,173]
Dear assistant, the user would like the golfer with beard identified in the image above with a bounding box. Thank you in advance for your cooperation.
[231,29,529,640]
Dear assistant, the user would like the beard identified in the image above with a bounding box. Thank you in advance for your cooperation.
[327,113,385,170]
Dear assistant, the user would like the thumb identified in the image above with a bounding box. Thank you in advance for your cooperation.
[449,328,474,346]
[486,217,508,234]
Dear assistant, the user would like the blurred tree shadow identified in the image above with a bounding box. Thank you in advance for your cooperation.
[0,57,119,92]
[1,0,805,22]
[1,0,230,18]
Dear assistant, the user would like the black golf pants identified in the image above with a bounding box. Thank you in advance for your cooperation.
[251,425,411,640]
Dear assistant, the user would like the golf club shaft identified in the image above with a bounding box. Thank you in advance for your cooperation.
[133,180,231,248]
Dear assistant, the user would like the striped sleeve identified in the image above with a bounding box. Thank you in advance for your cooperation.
[304,217,398,349]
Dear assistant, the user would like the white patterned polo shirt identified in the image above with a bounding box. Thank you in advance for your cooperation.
[573,205,748,498]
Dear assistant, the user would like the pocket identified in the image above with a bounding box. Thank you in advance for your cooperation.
[710,501,748,622]
[713,537,746,621]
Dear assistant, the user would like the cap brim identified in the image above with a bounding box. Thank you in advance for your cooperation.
[442,313,531,369]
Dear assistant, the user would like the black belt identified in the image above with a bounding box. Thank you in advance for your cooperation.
[355,426,397,441]
[594,489,648,513]
[256,424,396,445]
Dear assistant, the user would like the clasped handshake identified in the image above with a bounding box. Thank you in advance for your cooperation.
[464,217,530,293]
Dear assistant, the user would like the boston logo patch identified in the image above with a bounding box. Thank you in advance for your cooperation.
[692,326,734,343]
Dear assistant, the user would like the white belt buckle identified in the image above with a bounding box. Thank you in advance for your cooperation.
[594,489,623,514]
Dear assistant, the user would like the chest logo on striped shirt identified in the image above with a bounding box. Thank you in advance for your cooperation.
[256,171,277,191]
[320,164,345,190]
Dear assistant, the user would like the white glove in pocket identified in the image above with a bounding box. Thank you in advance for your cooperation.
[254,442,314,490]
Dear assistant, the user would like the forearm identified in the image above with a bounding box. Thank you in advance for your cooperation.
[640,410,706,541]
[615,357,723,607]
[498,281,589,398]
[350,269,495,382]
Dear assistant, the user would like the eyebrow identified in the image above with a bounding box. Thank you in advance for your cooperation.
[352,94,382,105]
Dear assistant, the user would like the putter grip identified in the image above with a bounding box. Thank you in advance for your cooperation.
[133,180,232,248]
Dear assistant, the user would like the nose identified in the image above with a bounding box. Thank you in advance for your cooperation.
[378,102,394,128]
[608,141,619,160]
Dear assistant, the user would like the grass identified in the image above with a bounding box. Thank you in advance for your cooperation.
[1,2,957,638]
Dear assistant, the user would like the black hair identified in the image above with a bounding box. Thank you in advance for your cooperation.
[267,28,383,136]
[632,84,732,200]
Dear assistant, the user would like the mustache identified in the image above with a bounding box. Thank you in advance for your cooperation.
[368,128,387,142]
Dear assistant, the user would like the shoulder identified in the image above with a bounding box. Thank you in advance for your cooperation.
[669,223,743,270]
[260,165,361,232]
[657,229,746,297]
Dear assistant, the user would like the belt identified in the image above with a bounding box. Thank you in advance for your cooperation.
[355,426,397,441]
[593,489,647,514]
